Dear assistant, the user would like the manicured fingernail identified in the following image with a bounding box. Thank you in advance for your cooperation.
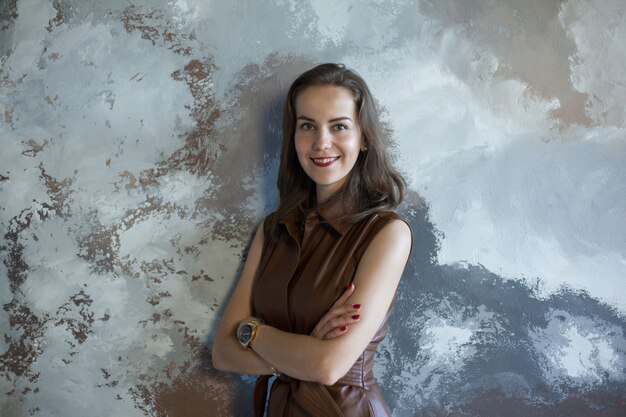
[353,304,361,309]
[340,325,347,332]
[352,315,360,320]
[346,282,354,290]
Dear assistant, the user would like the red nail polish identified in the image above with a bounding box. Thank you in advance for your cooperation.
[352,315,360,320]
[353,304,361,309]
[340,325,347,332]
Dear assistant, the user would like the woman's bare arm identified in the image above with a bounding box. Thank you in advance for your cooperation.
[211,223,274,374]
[249,219,412,385]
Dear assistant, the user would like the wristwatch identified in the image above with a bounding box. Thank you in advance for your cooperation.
[237,318,264,350]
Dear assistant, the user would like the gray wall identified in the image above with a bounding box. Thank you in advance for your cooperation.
[1,1,625,416]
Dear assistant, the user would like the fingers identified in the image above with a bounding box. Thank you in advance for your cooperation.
[323,310,360,331]
[314,303,360,334]
[311,307,360,339]
[319,311,362,340]
[331,282,355,308]
[323,325,349,340]
[310,282,361,339]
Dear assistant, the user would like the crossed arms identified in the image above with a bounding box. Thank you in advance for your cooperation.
[211,219,411,386]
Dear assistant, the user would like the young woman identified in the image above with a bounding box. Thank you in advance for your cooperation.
[212,63,412,416]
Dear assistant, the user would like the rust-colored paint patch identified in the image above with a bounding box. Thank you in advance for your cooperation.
[0,300,47,379]
[119,7,280,243]
[121,6,192,55]
[151,326,241,417]
[150,368,238,417]
[46,0,65,32]
[4,208,37,292]
[0,298,48,410]
[44,95,58,109]
[54,290,95,344]
[5,109,14,128]
[76,213,120,274]
[1,165,95,406]
[21,139,48,157]
[420,0,594,130]
[113,170,139,190]
[38,162,73,218]
[77,196,187,275]
[130,326,241,417]
[191,271,214,282]
[167,59,221,176]
[1,73,27,92]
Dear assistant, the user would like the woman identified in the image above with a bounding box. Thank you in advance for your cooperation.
[212,63,412,416]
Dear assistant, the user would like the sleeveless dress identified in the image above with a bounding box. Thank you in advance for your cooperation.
[252,206,408,417]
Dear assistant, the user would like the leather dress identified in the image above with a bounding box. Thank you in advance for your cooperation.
[252,206,405,416]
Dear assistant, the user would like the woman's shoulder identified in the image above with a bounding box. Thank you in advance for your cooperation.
[371,210,403,223]
[352,210,411,253]
[362,210,409,230]
[375,211,412,243]
[351,211,412,266]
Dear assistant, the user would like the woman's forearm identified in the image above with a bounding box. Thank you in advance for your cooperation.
[211,327,274,375]
[250,324,347,385]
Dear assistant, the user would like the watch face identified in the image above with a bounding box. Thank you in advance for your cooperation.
[239,324,252,344]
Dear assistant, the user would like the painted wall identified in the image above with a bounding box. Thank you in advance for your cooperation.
[1,0,625,416]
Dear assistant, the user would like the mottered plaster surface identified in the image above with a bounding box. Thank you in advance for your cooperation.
[1,1,625,416]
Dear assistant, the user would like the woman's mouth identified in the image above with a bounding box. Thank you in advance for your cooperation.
[311,157,340,167]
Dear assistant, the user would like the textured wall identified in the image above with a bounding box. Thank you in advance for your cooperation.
[1,0,625,416]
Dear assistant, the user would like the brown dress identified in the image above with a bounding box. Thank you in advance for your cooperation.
[252,206,408,417]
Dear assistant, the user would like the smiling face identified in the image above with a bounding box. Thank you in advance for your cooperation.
[294,85,364,204]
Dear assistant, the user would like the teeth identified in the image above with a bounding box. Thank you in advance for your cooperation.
[314,157,336,164]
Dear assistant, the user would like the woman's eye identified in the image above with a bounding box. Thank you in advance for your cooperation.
[334,124,347,131]
[300,123,314,131]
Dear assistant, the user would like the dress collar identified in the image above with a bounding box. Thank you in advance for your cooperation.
[278,205,352,236]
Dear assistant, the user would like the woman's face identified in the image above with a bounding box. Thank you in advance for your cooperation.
[294,85,363,204]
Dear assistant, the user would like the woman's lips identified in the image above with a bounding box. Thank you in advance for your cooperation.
[311,156,340,167]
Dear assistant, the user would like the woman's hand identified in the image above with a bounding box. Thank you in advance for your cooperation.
[310,282,361,340]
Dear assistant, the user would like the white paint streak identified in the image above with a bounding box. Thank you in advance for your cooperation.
[393,302,504,408]
[420,319,473,361]
[562,0,626,127]
[530,310,626,388]
[309,0,349,45]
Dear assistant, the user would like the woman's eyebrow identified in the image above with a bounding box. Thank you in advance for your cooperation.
[296,115,352,122]
[329,117,352,123]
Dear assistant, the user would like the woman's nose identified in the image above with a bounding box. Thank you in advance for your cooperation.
[313,129,331,150]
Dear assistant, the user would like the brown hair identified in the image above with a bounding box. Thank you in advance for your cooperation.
[270,63,405,234]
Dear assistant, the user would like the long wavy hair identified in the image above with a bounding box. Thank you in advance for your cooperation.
[269,63,405,235]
